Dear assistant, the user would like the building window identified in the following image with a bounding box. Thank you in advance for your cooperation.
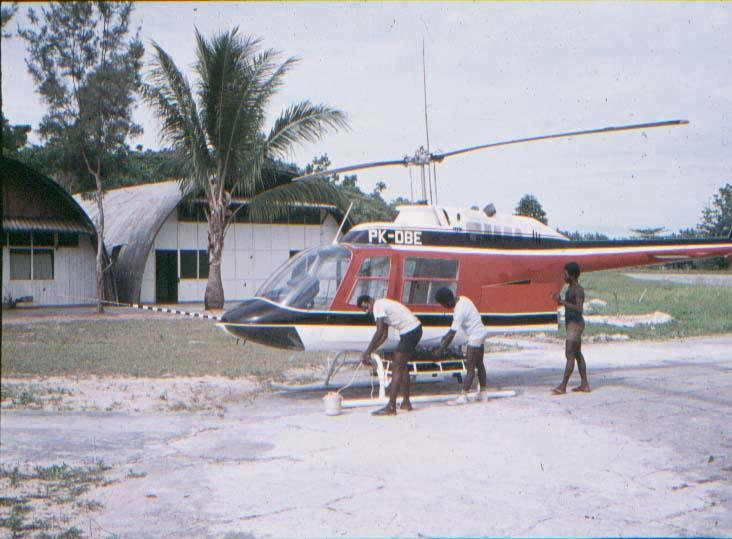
[9,249,31,280]
[349,256,391,305]
[8,232,56,280]
[57,232,80,247]
[8,231,31,246]
[198,251,209,279]
[401,257,458,305]
[177,203,204,222]
[231,205,322,224]
[33,249,54,279]
[180,249,208,279]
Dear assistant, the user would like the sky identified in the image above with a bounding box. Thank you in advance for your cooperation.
[3,2,731,237]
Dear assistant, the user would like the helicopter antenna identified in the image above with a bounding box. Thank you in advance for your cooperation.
[422,38,437,204]
[432,162,439,205]
[332,201,353,245]
[408,167,414,202]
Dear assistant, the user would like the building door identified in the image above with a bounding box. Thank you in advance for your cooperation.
[155,250,178,303]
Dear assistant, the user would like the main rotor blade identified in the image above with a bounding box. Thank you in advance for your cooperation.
[431,119,689,162]
[293,159,409,182]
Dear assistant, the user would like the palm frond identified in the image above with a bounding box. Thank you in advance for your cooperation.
[217,48,284,186]
[247,178,347,223]
[266,101,348,160]
[143,41,210,192]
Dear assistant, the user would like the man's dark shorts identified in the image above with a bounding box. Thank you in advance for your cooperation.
[397,325,422,354]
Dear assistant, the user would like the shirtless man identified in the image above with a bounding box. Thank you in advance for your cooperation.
[434,288,489,405]
[357,295,423,416]
[551,261,590,394]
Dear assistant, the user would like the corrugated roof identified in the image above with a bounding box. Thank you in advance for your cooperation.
[75,181,186,249]
[2,218,94,234]
[75,181,186,303]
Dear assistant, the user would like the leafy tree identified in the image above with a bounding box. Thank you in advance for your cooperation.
[1,2,18,38]
[120,148,185,186]
[698,183,732,237]
[558,230,610,241]
[630,227,666,239]
[669,227,699,239]
[144,28,348,309]
[515,193,548,225]
[1,1,28,156]
[1,115,31,155]
[303,155,400,223]
[19,1,144,312]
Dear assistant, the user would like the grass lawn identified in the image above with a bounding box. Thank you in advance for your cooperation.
[2,271,731,378]
[578,270,732,339]
[1,317,326,379]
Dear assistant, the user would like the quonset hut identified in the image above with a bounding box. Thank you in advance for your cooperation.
[76,180,347,304]
[1,157,114,306]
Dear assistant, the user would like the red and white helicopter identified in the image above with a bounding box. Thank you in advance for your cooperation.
[218,119,732,393]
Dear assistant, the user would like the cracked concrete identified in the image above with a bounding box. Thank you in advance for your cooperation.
[1,335,731,537]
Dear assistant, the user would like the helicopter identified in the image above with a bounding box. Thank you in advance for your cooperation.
[216,119,732,394]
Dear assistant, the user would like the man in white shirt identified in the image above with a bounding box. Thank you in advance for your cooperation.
[434,288,489,404]
[357,295,423,416]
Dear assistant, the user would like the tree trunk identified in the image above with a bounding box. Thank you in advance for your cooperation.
[95,173,105,314]
[204,201,226,310]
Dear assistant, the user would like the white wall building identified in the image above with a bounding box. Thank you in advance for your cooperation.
[2,157,113,306]
[77,181,344,304]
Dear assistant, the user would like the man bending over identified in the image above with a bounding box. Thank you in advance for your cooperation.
[434,288,490,405]
[358,295,423,416]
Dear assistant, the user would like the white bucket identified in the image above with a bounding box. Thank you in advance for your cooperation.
[323,393,342,416]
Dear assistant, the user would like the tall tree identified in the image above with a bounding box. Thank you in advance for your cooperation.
[515,193,548,225]
[19,2,144,312]
[698,183,732,237]
[144,29,348,309]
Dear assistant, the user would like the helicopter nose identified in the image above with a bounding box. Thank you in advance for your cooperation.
[219,299,305,350]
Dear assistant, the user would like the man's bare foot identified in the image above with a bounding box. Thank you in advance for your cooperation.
[399,401,413,411]
[372,406,397,416]
[551,387,566,395]
[571,385,591,393]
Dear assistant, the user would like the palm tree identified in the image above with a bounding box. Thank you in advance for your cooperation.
[144,28,348,309]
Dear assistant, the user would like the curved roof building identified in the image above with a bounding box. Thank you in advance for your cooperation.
[77,180,347,304]
[2,156,114,305]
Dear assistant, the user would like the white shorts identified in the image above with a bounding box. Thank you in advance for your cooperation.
[467,330,489,348]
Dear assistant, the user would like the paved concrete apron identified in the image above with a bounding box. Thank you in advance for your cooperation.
[2,336,731,537]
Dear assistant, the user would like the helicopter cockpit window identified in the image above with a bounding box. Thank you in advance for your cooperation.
[348,256,391,305]
[257,246,352,310]
[402,257,458,305]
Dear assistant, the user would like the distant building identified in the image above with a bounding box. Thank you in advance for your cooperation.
[76,180,347,304]
[1,157,113,306]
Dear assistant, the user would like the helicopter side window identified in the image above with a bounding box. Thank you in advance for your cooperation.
[348,256,390,305]
[401,257,458,305]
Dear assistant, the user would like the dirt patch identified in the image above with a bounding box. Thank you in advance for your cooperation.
[0,460,118,537]
[1,376,260,415]
[585,310,674,327]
